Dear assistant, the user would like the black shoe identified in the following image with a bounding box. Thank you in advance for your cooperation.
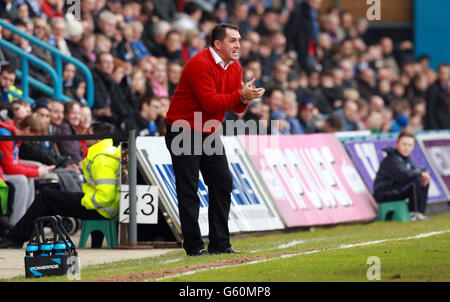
[208,247,243,255]
[0,236,23,249]
[186,248,210,256]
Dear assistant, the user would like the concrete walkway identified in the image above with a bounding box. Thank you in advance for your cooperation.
[0,231,181,280]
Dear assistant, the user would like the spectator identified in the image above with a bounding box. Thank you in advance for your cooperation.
[379,37,399,76]
[151,58,169,98]
[0,64,22,105]
[92,52,118,126]
[75,104,92,157]
[129,20,150,60]
[161,29,183,61]
[56,101,83,165]
[298,101,320,134]
[181,29,203,63]
[264,87,284,113]
[173,1,203,32]
[231,1,252,36]
[334,99,361,131]
[47,99,64,135]
[285,0,322,72]
[270,109,290,135]
[264,61,289,91]
[425,63,450,129]
[95,10,118,44]
[283,91,303,134]
[146,20,171,58]
[79,32,97,65]
[167,60,183,99]
[0,113,55,225]
[125,93,161,136]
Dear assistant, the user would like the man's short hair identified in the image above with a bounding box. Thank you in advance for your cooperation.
[140,92,160,111]
[90,122,114,135]
[209,23,239,47]
[0,63,15,75]
[397,130,415,142]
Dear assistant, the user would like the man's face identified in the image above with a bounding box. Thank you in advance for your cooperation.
[165,32,181,53]
[0,71,15,91]
[343,101,358,122]
[214,28,241,64]
[98,54,114,75]
[145,100,161,121]
[48,102,64,126]
[396,136,415,158]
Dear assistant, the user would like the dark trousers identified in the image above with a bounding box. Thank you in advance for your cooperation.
[165,125,233,254]
[10,190,105,243]
[379,177,429,214]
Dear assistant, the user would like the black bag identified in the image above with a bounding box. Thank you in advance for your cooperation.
[24,215,79,279]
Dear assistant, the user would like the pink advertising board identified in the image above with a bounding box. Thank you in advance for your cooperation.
[239,134,378,227]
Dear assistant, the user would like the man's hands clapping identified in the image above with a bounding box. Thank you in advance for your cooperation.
[240,78,265,105]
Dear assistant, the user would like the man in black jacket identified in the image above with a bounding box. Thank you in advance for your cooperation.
[425,63,450,130]
[284,0,322,72]
[373,130,431,221]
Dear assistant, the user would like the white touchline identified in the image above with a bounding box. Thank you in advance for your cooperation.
[155,229,450,281]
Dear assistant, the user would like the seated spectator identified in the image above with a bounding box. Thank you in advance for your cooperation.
[160,29,183,61]
[0,114,55,225]
[151,59,169,98]
[181,29,203,63]
[373,130,430,221]
[298,101,320,134]
[75,104,92,157]
[48,17,71,56]
[334,99,361,131]
[0,64,22,106]
[79,32,97,64]
[283,91,303,134]
[125,93,161,136]
[264,87,284,113]
[47,99,64,135]
[167,60,184,99]
[92,52,119,126]
[56,101,83,166]
[425,63,450,130]
[270,110,290,135]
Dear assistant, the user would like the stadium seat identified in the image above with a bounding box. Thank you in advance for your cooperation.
[78,219,118,248]
[377,200,411,222]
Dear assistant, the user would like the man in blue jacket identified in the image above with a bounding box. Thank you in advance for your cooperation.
[373,130,431,221]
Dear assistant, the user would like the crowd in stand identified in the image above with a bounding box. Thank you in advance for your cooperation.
[0,0,449,231]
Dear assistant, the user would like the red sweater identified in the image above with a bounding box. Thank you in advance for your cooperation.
[166,48,247,134]
[0,120,39,178]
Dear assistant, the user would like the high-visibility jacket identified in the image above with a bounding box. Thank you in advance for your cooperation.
[81,139,121,219]
[1,85,23,102]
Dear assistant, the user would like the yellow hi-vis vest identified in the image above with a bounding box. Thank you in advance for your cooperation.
[81,139,121,219]
[6,85,23,102]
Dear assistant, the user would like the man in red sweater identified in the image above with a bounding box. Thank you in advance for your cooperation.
[165,24,265,256]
